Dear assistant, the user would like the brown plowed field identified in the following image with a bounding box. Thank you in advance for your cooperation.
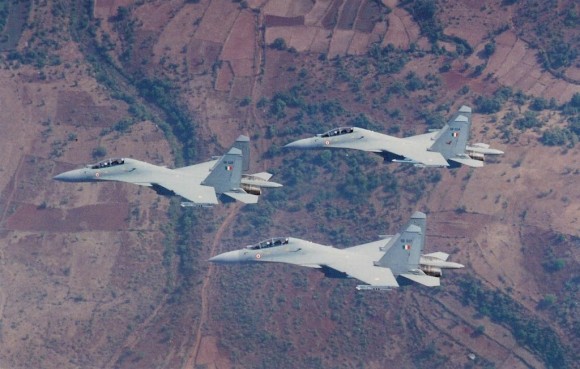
[486,31,580,101]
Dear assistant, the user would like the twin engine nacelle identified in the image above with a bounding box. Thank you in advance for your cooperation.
[420,265,442,278]
[241,183,261,196]
[467,151,485,162]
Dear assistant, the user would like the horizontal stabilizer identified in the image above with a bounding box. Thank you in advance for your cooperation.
[400,273,440,287]
[378,234,394,239]
[448,157,484,168]
[246,172,273,181]
[241,172,282,188]
[423,252,450,261]
[152,180,219,205]
[471,143,489,149]
[223,191,259,204]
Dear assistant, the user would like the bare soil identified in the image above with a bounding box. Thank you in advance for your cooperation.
[382,7,420,49]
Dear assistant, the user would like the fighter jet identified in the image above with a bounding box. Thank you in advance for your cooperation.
[209,212,463,290]
[285,105,503,168]
[53,135,282,207]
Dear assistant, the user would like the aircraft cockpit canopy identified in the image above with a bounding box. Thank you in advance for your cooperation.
[319,127,354,138]
[89,158,125,169]
[246,237,289,250]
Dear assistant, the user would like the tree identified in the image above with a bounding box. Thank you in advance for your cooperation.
[542,258,566,272]
[568,92,580,108]
[540,127,572,146]
[270,38,287,51]
[407,0,442,42]
[538,294,557,309]
[115,6,130,21]
[92,146,107,159]
[475,95,501,114]
[483,41,496,57]
[406,72,424,91]
[530,97,548,111]
[515,111,542,129]
[239,97,251,107]
[542,42,578,69]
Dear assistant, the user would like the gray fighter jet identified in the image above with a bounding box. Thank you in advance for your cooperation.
[209,212,463,290]
[53,135,282,206]
[285,106,503,168]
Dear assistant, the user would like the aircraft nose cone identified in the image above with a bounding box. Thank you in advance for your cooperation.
[53,169,89,182]
[284,138,313,149]
[208,250,240,264]
[53,171,76,182]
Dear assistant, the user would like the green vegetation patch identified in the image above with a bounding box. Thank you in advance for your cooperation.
[459,277,568,368]
[512,0,579,73]
[367,43,410,75]
[0,0,9,33]
[402,0,472,54]
[0,0,30,51]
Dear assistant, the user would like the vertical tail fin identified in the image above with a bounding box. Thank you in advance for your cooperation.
[202,147,243,194]
[232,135,250,172]
[375,224,424,276]
[407,211,426,252]
[429,105,472,159]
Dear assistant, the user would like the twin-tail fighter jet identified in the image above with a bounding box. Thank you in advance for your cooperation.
[53,135,282,207]
[209,212,464,290]
[285,105,503,168]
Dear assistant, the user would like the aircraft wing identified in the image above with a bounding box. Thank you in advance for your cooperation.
[174,160,219,181]
[402,131,440,145]
[383,141,449,167]
[247,172,273,181]
[346,239,392,259]
[350,131,449,167]
[400,273,440,287]
[223,191,259,204]
[447,156,484,168]
[347,133,449,167]
[423,252,450,261]
[154,178,219,205]
[324,259,399,287]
